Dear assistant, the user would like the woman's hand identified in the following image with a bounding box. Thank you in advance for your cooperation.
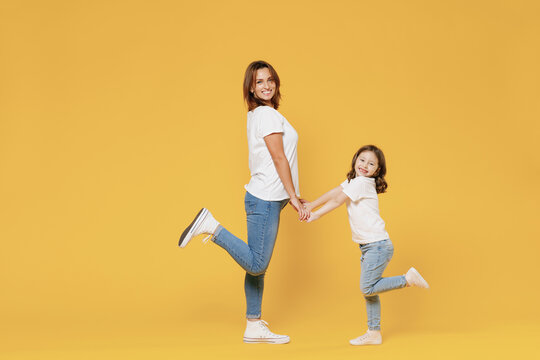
[289,196,309,221]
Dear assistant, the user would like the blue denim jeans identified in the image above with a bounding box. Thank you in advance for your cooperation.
[359,239,407,330]
[213,191,288,319]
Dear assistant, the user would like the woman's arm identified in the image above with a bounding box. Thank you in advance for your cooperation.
[264,133,308,220]
[306,190,348,223]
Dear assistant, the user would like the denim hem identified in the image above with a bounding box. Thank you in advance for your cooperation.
[369,327,381,331]
[214,224,224,239]
[246,314,261,319]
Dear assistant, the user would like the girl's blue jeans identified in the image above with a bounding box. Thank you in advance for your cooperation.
[359,239,407,330]
[213,191,288,319]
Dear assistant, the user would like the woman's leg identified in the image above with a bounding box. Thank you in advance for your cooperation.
[359,239,407,330]
[243,193,286,318]
[212,192,287,318]
[212,193,283,275]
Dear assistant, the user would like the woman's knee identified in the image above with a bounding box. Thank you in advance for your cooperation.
[246,262,268,276]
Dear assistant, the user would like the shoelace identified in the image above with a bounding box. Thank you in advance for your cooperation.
[352,333,370,343]
[257,320,276,337]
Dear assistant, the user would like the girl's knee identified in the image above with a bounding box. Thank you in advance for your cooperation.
[361,287,375,297]
[360,281,376,296]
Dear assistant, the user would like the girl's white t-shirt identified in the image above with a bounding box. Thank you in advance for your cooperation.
[244,106,300,201]
[341,176,389,244]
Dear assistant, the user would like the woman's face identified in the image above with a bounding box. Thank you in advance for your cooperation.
[251,67,276,105]
[355,151,379,177]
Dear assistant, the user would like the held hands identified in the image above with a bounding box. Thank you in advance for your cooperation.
[300,200,317,222]
[297,199,319,223]
[290,197,319,222]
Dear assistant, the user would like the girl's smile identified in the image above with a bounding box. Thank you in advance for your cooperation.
[355,151,379,178]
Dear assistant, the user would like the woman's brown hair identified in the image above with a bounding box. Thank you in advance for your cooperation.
[243,60,281,111]
[346,145,388,194]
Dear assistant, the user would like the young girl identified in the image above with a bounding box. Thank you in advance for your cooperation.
[305,145,429,346]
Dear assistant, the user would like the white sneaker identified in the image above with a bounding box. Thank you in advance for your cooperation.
[349,330,382,346]
[178,208,220,248]
[405,267,430,288]
[243,320,290,344]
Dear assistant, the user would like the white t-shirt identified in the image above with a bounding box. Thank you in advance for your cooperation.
[244,106,300,201]
[341,176,389,244]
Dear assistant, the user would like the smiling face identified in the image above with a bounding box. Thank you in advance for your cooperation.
[251,67,276,105]
[355,151,380,178]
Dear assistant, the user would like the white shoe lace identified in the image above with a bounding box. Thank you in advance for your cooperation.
[257,320,279,338]
[355,333,369,342]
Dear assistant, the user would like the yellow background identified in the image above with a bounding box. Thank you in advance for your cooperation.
[1,0,539,359]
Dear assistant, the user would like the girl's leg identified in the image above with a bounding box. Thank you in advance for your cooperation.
[360,239,407,330]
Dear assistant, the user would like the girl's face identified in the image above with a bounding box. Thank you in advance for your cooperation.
[251,67,276,105]
[355,151,379,177]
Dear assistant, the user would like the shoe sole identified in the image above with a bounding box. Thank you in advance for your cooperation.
[243,337,290,344]
[349,340,382,346]
[409,267,429,288]
[178,208,207,248]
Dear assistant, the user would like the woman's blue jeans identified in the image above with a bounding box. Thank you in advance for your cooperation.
[213,191,288,319]
[359,239,407,330]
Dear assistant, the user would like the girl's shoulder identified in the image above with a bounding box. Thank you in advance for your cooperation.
[345,177,377,194]
[349,176,376,185]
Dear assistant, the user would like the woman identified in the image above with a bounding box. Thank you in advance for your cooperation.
[179,60,307,344]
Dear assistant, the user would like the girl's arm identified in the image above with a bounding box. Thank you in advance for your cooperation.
[306,188,348,223]
[304,186,343,211]
[264,133,308,220]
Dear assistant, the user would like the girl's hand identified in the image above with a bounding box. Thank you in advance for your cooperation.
[306,212,320,223]
[302,201,314,213]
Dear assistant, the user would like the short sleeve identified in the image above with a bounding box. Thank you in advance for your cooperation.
[341,178,370,201]
[256,107,284,138]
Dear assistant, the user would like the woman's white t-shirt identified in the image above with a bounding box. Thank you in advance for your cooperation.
[341,176,389,244]
[244,106,300,201]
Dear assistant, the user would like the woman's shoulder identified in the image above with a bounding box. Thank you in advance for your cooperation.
[249,106,283,122]
[251,105,279,114]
